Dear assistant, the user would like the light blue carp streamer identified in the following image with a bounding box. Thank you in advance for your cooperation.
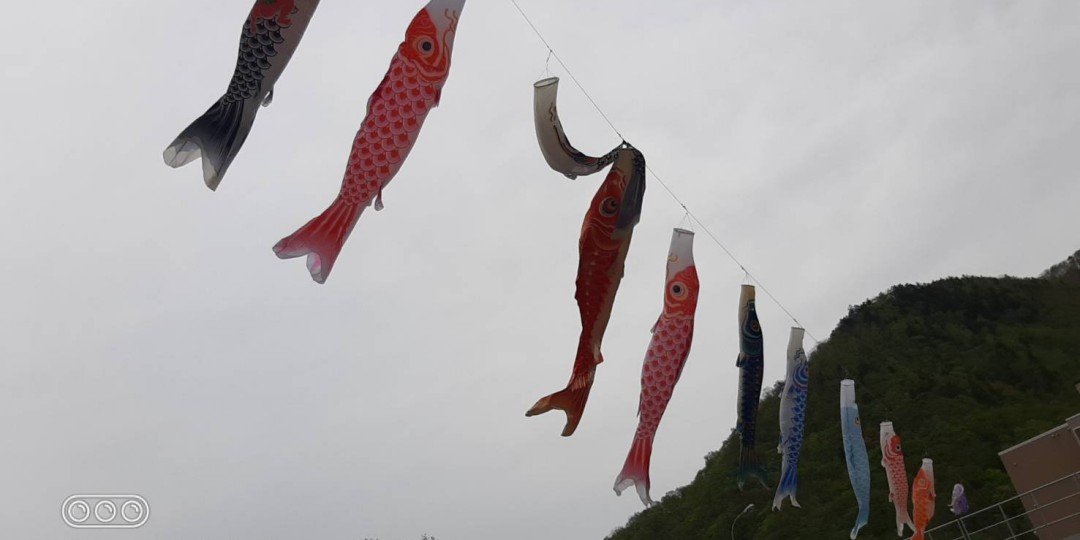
[841,381,870,539]
[773,342,808,510]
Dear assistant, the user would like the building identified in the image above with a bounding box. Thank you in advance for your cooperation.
[999,412,1080,540]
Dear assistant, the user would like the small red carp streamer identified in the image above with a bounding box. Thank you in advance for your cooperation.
[613,228,698,507]
[274,0,465,283]
[164,0,321,190]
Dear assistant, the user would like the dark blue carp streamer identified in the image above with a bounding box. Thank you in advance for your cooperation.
[735,285,768,490]
[774,327,809,509]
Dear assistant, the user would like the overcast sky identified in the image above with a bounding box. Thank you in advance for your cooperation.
[1,1,1078,539]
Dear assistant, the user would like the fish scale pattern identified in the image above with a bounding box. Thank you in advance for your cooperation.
[614,260,699,506]
[776,350,808,505]
[223,17,287,104]
[882,430,914,535]
[636,313,695,439]
[341,56,438,207]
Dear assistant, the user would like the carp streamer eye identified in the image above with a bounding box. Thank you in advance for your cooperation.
[670,282,688,299]
[599,197,619,217]
[417,38,435,55]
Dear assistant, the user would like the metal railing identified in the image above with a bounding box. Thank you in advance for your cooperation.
[913,471,1080,540]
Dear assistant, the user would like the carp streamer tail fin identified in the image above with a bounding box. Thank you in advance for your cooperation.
[772,460,800,510]
[613,436,654,507]
[737,444,768,491]
[851,510,870,539]
[896,507,915,537]
[525,371,593,437]
[273,197,362,284]
[163,98,257,190]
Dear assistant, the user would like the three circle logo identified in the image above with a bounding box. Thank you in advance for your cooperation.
[62,495,149,529]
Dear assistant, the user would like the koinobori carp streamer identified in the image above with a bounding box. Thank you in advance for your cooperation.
[880,421,915,536]
[950,484,969,517]
[773,327,809,510]
[841,379,871,539]
[274,0,465,283]
[614,228,699,507]
[912,459,937,540]
[735,285,768,489]
[526,144,646,436]
[164,0,321,190]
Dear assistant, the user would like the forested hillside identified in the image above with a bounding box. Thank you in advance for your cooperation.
[1042,249,1080,284]
[608,256,1080,539]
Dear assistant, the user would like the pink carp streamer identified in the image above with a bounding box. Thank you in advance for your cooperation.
[274,0,465,283]
[614,229,699,507]
[879,421,915,536]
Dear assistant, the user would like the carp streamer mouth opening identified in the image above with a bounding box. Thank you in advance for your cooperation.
[534,77,559,89]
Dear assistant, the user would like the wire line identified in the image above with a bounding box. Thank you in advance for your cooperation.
[508,0,821,347]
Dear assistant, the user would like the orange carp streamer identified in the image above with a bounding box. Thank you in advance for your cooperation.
[912,459,937,540]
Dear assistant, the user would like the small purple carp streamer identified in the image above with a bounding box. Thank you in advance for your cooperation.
[950,484,969,516]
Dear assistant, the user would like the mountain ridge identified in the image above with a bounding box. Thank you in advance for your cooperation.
[607,251,1080,539]
[1041,249,1080,284]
